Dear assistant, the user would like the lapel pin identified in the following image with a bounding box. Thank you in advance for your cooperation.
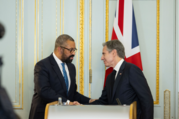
[120,73,122,75]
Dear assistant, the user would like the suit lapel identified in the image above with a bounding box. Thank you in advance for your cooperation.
[108,73,115,102]
[112,61,126,100]
[49,54,67,93]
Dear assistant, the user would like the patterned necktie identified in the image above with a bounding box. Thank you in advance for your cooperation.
[61,63,69,95]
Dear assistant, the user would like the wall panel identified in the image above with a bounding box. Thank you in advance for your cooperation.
[0,0,24,109]
[91,0,106,98]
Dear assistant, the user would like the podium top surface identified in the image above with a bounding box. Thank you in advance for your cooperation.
[47,105,130,119]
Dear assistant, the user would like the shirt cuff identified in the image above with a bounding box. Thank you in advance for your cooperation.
[67,100,70,105]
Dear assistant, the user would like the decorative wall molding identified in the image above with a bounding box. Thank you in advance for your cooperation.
[62,0,64,34]
[89,0,92,98]
[164,90,170,119]
[56,0,58,38]
[34,0,40,65]
[59,0,61,34]
[105,0,109,42]
[76,0,79,91]
[154,0,160,105]
[59,0,64,35]
[79,0,84,95]
[14,0,24,109]
[41,0,43,59]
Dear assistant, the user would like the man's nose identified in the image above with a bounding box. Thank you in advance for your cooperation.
[72,51,75,55]
[101,56,104,60]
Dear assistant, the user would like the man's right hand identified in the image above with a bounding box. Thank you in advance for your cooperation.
[69,101,80,105]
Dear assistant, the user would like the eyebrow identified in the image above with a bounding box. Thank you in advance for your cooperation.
[68,47,76,49]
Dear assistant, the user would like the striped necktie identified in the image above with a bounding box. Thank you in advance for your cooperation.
[61,63,69,95]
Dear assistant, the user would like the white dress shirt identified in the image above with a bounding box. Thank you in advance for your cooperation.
[53,52,71,91]
[114,59,124,79]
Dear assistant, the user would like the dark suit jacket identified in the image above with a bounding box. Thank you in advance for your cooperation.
[29,54,90,119]
[90,61,153,119]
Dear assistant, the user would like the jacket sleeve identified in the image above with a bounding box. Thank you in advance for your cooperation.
[129,65,154,119]
[88,75,112,105]
[88,86,109,105]
[70,64,90,104]
[73,86,90,104]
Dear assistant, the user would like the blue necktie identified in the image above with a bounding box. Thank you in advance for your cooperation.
[61,63,69,95]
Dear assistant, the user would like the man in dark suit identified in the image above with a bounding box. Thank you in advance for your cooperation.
[90,40,154,119]
[29,34,94,119]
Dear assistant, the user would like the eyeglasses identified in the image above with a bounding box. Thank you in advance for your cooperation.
[60,46,77,53]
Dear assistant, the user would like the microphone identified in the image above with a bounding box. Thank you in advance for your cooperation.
[116,98,122,105]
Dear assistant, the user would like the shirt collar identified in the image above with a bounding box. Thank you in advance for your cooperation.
[53,52,63,65]
[114,59,124,72]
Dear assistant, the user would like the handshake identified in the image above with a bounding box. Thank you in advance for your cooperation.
[67,99,97,105]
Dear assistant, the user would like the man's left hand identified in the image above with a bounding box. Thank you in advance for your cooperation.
[89,99,97,103]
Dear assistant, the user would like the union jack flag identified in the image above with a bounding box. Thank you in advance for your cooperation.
[104,0,143,87]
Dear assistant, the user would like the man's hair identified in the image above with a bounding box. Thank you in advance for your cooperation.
[102,40,125,58]
[54,34,74,50]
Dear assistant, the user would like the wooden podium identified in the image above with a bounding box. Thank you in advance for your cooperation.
[45,101,137,119]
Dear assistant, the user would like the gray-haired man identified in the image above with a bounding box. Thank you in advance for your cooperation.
[90,40,154,119]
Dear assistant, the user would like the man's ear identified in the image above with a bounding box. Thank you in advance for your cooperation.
[112,49,117,56]
[57,46,63,53]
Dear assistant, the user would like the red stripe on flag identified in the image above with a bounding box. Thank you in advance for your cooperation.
[111,28,118,40]
[118,0,124,35]
[125,52,143,71]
